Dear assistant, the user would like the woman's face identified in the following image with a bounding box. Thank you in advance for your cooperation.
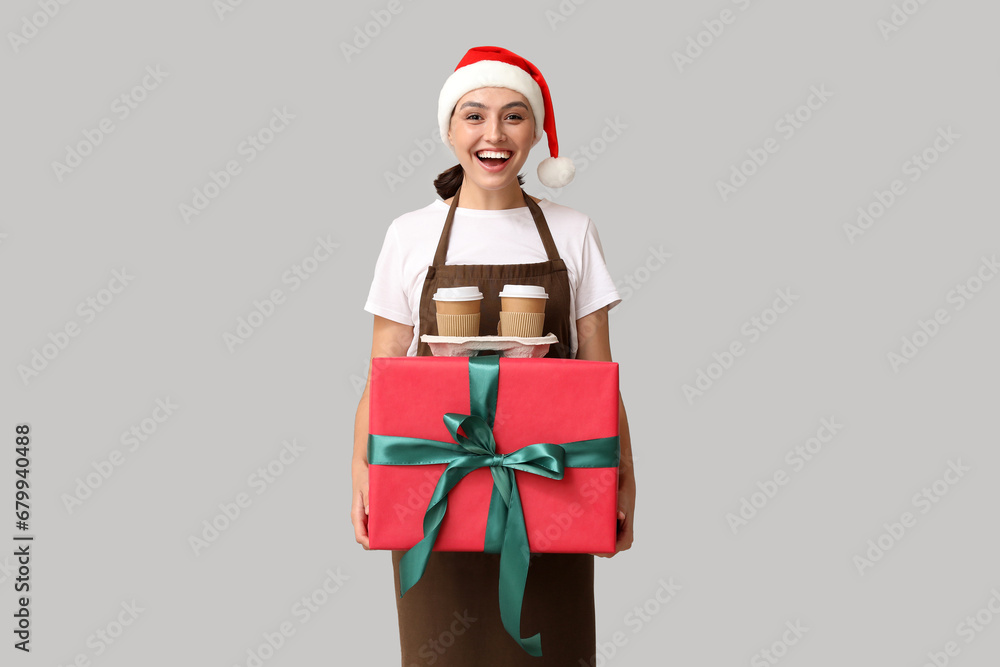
[447,87,540,193]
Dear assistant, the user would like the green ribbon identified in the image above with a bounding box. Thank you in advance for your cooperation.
[368,355,619,656]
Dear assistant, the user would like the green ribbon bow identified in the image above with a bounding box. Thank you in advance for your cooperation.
[367,355,619,656]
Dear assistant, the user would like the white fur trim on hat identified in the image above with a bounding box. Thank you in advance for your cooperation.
[438,60,544,152]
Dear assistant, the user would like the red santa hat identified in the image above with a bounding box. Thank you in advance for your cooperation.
[438,46,575,189]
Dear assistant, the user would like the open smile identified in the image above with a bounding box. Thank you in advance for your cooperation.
[475,150,513,171]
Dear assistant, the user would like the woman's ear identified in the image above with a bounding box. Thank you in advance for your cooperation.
[446,108,456,147]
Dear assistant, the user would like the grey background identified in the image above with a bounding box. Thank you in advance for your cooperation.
[2,0,999,665]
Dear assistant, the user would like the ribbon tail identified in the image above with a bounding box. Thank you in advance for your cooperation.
[497,476,543,656]
[398,459,481,597]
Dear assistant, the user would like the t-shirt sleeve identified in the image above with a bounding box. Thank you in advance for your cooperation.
[574,218,622,319]
[363,223,414,326]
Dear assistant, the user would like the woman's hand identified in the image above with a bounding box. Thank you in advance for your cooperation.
[577,306,636,558]
[351,315,414,549]
[351,461,370,549]
[593,414,636,558]
[599,468,635,557]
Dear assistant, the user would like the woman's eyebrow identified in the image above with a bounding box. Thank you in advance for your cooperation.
[458,101,529,111]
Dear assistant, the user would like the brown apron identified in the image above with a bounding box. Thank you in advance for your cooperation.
[392,184,596,664]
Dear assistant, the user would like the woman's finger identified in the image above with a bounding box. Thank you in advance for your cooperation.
[352,488,370,549]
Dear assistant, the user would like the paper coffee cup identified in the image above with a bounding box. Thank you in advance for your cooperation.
[498,285,547,336]
[433,286,482,335]
[498,284,547,315]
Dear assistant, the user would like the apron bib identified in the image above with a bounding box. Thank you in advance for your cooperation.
[392,184,595,664]
[415,184,574,359]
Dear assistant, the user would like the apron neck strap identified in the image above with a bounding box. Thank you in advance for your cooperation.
[432,183,561,266]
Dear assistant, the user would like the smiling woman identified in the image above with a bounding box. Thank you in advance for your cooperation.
[353,45,635,666]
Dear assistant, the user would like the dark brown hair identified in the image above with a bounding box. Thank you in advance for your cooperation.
[434,164,526,200]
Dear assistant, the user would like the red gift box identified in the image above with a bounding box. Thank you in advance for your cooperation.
[367,355,619,554]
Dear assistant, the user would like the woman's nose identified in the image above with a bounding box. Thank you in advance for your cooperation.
[484,117,505,142]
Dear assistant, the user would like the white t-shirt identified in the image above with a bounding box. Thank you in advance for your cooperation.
[364,197,621,358]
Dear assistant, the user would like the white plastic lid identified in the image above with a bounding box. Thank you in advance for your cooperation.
[499,284,548,299]
[432,286,483,301]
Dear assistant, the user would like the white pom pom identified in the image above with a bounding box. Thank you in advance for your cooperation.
[537,156,575,189]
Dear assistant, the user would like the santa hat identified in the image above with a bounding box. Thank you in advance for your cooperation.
[438,46,575,189]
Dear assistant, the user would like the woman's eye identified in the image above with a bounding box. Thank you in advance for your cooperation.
[464,113,523,121]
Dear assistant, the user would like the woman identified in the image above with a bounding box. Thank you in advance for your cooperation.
[351,46,635,665]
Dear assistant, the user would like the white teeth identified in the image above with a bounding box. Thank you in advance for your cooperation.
[477,150,511,159]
